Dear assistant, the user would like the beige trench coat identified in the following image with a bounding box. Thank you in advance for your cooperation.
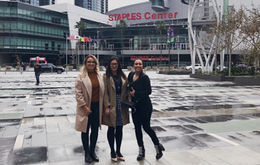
[102,74,130,127]
[75,72,104,133]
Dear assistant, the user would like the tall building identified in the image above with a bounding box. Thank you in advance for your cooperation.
[9,0,108,13]
[75,0,108,14]
[10,0,39,6]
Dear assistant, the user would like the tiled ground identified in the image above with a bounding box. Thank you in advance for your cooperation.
[0,71,260,165]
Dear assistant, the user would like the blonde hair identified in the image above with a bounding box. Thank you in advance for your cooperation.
[81,55,99,76]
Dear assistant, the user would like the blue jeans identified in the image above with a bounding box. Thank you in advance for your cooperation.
[35,72,41,84]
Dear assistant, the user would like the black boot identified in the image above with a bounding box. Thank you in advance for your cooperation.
[155,143,165,160]
[90,152,99,162]
[85,153,92,163]
[137,146,145,161]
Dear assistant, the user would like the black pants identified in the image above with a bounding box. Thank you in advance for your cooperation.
[132,105,159,147]
[81,102,99,155]
[107,126,123,154]
[35,72,41,84]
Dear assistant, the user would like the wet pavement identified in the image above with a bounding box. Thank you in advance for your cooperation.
[1,71,260,165]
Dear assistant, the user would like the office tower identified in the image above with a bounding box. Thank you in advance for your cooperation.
[10,0,39,6]
[75,0,108,14]
[9,0,108,13]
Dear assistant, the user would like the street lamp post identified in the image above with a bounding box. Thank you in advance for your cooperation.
[97,31,100,65]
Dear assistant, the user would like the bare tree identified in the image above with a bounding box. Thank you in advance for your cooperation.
[217,7,245,76]
[241,5,260,66]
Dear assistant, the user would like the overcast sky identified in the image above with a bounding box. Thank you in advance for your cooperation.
[108,0,259,11]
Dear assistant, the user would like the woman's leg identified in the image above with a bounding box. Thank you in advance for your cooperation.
[107,126,116,156]
[132,109,143,147]
[140,106,159,145]
[89,102,99,154]
[115,126,123,156]
[82,112,92,163]
[81,123,91,154]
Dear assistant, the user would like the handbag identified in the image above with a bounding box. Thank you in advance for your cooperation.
[121,101,136,113]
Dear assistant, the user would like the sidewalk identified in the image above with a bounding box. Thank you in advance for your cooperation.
[1,71,260,165]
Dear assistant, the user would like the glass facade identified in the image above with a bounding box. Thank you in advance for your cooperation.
[75,0,107,14]
[82,24,189,52]
[150,0,164,6]
[0,1,70,63]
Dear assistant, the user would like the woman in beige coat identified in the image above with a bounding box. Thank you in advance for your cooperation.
[103,56,130,162]
[75,55,104,163]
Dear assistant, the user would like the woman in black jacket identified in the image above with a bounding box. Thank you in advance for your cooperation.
[128,58,165,161]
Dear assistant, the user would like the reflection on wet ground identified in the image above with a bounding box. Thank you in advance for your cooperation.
[11,147,47,164]
[1,72,260,164]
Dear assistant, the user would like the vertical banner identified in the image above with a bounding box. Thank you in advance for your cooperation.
[167,27,170,43]
[170,27,174,43]
[176,43,181,51]
[225,0,229,24]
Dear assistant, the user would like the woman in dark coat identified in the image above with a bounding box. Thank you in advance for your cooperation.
[103,56,130,162]
[128,58,165,161]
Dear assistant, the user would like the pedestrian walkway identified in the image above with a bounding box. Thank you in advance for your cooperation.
[0,71,260,165]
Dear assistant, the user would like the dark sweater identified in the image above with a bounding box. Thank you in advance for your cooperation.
[34,64,42,73]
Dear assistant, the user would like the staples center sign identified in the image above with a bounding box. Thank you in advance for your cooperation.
[131,56,169,61]
[109,12,178,21]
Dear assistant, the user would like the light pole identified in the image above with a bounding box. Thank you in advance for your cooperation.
[97,31,100,64]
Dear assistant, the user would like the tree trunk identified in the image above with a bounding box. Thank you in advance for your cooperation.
[228,50,232,76]
[160,30,162,67]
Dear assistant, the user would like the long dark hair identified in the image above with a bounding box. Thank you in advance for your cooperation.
[106,56,126,80]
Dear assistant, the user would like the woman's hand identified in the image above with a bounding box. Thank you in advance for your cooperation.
[83,105,92,116]
[105,107,110,116]
[130,87,135,97]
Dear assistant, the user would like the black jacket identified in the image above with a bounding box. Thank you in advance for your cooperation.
[128,71,152,109]
[34,64,42,73]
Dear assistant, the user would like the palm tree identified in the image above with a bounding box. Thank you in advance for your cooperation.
[116,19,128,67]
[74,20,86,36]
[155,21,166,67]
[74,20,86,66]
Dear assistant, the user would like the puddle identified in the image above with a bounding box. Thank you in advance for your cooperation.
[165,125,196,134]
[192,134,220,142]
[228,135,242,141]
[151,126,166,132]
[11,147,47,164]
[165,104,256,111]
[159,135,208,150]
[53,107,62,110]
[183,125,204,131]
[252,131,260,136]
[73,146,84,154]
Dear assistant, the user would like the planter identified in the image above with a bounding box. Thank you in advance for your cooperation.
[6,66,12,71]
[234,76,260,85]
[16,66,21,71]
[190,74,225,81]
[68,66,73,71]
[159,70,191,75]
[127,66,132,71]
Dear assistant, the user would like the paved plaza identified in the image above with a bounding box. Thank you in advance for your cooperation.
[1,70,260,165]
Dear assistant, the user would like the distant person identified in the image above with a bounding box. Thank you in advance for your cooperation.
[34,61,42,85]
[75,55,104,163]
[128,58,165,161]
[22,62,26,71]
[102,56,130,162]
